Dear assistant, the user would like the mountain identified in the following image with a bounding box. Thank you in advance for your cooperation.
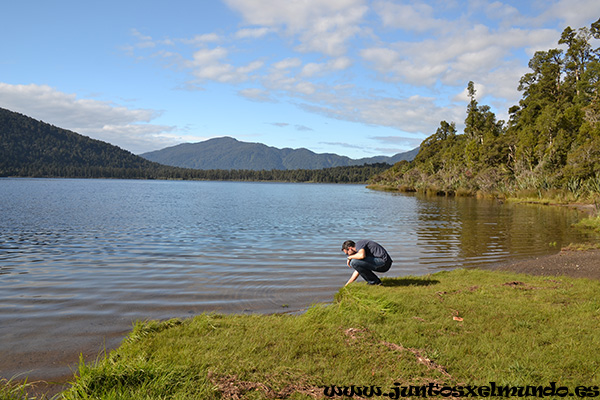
[140,137,418,170]
[0,107,395,182]
[356,148,420,165]
[0,107,162,178]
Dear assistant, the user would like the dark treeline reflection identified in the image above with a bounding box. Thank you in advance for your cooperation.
[410,194,585,267]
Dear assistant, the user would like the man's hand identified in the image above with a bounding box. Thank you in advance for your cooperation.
[345,270,360,286]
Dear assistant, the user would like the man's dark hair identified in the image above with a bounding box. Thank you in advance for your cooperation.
[342,240,355,251]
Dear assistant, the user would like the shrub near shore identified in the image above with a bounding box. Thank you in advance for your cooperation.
[5,268,591,399]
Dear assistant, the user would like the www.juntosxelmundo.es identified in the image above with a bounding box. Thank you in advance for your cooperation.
[322,382,600,398]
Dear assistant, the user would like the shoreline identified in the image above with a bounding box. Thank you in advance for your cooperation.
[484,248,600,280]
[14,248,600,398]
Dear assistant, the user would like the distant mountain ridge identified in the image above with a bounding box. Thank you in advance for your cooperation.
[140,137,418,170]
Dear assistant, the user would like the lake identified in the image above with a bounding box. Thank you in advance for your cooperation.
[0,178,589,381]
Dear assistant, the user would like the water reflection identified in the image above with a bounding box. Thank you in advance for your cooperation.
[396,195,584,270]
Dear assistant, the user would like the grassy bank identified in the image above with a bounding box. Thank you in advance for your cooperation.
[367,182,600,205]
[6,268,600,399]
[563,215,600,250]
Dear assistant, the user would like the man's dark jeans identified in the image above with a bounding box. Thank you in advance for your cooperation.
[349,256,391,285]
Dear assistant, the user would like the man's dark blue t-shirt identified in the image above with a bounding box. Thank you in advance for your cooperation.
[355,240,392,265]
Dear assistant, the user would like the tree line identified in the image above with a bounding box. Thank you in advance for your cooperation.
[1,162,391,183]
[370,19,600,202]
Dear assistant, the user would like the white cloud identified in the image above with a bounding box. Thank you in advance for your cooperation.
[129,29,179,49]
[238,87,275,102]
[295,124,312,131]
[185,47,264,83]
[0,83,178,154]
[294,81,317,95]
[223,0,369,56]
[130,29,156,48]
[483,2,523,28]
[359,47,403,79]
[184,33,222,44]
[273,57,302,70]
[370,135,424,153]
[539,0,600,29]
[223,0,366,31]
[293,5,368,56]
[235,27,272,39]
[330,57,353,70]
[373,0,439,32]
[298,90,460,137]
[361,20,561,95]
[237,60,265,75]
[268,122,312,131]
[301,57,352,77]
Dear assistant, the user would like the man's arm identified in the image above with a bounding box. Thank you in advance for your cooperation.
[347,248,365,260]
[345,270,360,286]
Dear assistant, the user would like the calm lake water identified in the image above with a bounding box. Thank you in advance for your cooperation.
[0,178,590,380]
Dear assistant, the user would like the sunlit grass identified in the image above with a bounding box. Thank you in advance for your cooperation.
[0,378,28,400]
[42,268,600,399]
[0,376,56,400]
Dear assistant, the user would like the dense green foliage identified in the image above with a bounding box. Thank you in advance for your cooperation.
[371,20,600,203]
[0,108,389,183]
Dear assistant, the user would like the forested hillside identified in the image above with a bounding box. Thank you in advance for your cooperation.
[0,108,388,183]
[0,107,162,178]
[370,19,600,203]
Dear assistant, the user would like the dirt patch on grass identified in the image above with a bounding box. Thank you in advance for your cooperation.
[208,371,324,399]
[343,327,454,380]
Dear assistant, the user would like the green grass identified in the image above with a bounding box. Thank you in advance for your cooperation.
[0,378,32,400]
[0,376,56,400]
[574,215,600,234]
[4,268,600,399]
[563,215,600,250]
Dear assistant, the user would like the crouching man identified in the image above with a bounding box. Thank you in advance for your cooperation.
[341,240,393,286]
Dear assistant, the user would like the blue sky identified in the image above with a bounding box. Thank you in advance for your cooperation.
[1,1,599,159]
